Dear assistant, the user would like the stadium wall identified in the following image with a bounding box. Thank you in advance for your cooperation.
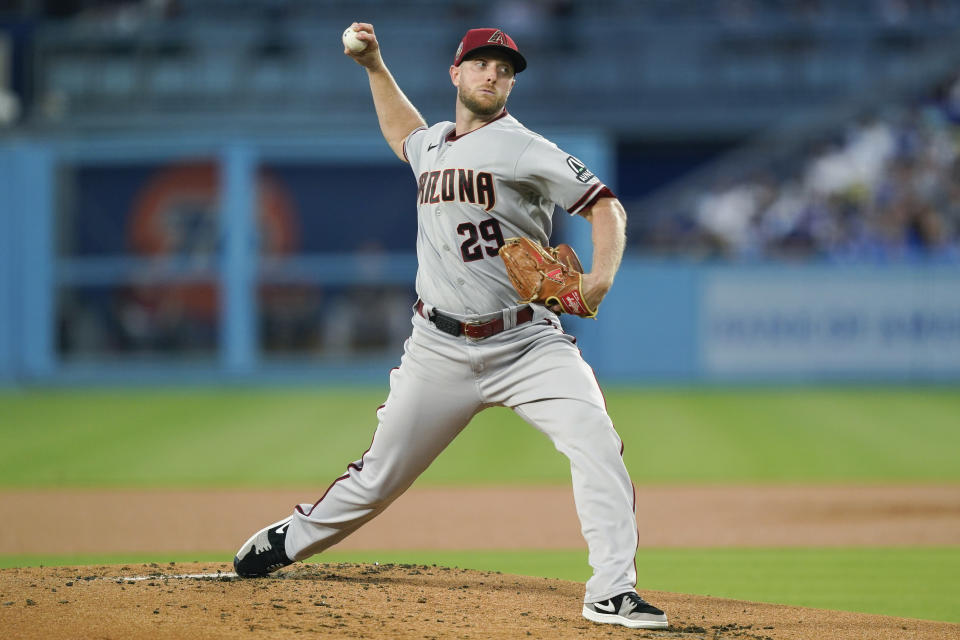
[566,261,960,383]
[1,134,957,386]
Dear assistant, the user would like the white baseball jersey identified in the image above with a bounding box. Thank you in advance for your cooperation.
[403,111,610,316]
[279,110,640,606]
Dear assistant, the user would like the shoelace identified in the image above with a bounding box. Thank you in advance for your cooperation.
[621,592,650,612]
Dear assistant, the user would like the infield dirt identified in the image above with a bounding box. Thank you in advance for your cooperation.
[2,562,959,640]
[2,485,959,554]
[1,485,958,639]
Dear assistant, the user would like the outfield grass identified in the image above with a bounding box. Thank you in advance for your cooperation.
[2,387,957,624]
[324,547,960,624]
[2,548,957,624]
[1,387,959,487]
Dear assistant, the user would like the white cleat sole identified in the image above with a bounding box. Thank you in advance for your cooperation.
[582,605,669,629]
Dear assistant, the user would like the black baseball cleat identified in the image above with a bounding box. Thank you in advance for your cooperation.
[582,591,668,629]
[233,517,295,577]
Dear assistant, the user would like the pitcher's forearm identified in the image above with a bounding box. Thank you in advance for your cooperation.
[584,197,627,290]
[343,22,427,160]
[367,66,427,160]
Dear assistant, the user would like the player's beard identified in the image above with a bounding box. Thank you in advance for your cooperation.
[459,85,507,117]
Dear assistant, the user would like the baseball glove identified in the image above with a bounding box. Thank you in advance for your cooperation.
[498,237,597,318]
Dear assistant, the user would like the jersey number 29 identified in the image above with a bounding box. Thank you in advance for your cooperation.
[457,218,505,262]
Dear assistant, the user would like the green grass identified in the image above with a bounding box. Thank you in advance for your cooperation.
[2,388,957,624]
[1,387,958,487]
[2,548,957,624]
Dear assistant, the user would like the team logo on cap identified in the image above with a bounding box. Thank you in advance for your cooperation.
[487,30,507,45]
[455,41,463,59]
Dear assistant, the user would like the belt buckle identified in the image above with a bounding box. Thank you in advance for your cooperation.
[463,320,486,341]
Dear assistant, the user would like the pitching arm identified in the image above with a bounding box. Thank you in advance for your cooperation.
[344,22,428,161]
[577,197,627,312]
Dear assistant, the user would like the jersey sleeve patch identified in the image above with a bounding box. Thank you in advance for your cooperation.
[566,156,596,184]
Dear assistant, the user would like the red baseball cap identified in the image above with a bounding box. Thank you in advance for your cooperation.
[453,28,527,73]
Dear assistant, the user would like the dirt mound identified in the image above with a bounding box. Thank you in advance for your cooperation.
[1,562,956,640]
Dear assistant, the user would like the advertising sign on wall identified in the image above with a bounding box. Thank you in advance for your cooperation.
[703,269,960,377]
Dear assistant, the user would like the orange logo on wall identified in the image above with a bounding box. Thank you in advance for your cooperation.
[127,162,298,319]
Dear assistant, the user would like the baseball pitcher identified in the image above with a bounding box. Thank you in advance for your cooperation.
[233,23,667,631]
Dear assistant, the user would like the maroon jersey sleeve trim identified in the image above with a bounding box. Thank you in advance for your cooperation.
[568,184,616,215]
[402,126,429,163]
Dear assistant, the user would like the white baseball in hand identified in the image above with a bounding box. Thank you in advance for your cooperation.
[342,27,367,53]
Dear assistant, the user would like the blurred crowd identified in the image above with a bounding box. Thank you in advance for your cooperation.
[6,0,959,24]
[640,72,960,262]
[0,0,179,24]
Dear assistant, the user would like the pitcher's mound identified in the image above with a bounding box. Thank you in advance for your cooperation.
[1,562,956,639]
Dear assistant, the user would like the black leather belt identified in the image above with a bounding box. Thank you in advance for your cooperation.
[415,300,534,339]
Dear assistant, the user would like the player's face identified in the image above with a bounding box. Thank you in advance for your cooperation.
[452,53,516,116]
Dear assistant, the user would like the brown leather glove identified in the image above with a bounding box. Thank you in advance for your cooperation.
[498,237,597,318]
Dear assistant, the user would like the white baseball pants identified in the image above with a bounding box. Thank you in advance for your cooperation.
[283,308,639,602]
